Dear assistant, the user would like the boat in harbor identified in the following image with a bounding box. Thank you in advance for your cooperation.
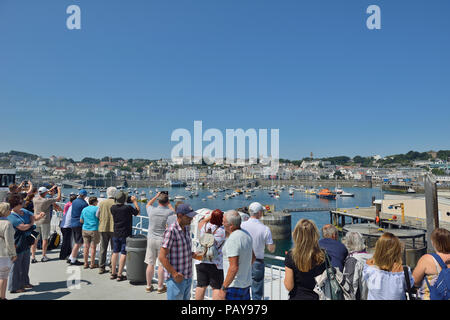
[407,187,416,194]
[174,195,186,200]
[305,188,317,195]
[169,180,187,187]
[339,191,355,197]
[316,188,336,200]
[288,188,294,196]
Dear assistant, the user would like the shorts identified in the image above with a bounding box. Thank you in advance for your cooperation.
[82,230,100,246]
[112,237,127,254]
[72,227,83,245]
[195,263,224,289]
[0,257,12,279]
[144,238,162,265]
[35,223,51,241]
[226,286,251,300]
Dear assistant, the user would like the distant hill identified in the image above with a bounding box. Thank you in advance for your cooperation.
[0,150,39,160]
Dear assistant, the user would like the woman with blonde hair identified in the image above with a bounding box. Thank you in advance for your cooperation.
[284,219,326,300]
[0,203,17,300]
[412,228,450,300]
[362,232,414,300]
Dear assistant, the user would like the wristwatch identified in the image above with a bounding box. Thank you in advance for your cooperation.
[221,285,228,292]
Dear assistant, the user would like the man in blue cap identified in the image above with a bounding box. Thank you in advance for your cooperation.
[68,189,88,265]
[159,203,203,300]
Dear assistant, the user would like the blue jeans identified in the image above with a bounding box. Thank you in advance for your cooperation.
[166,277,192,300]
[251,260,265,300]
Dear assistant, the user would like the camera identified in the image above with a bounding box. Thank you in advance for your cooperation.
[160,191,168,195]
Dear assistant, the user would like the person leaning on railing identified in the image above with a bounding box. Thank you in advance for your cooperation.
[362,232,414,300]
[412,228,450,300]
[283,219,326,300]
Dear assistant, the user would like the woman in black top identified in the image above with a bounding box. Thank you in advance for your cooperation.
[284,219,326,300]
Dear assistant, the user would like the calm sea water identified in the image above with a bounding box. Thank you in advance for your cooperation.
[62,185,385,260]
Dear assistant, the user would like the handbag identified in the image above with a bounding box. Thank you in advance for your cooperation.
[314,252,355,300]
[403,266,417,300]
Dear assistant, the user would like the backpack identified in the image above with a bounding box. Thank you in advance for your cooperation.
[314,252,355,300]
[425,253,450,300]
[198,224,223,262]
[46,231,61,251]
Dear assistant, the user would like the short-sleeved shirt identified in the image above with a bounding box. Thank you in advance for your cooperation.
[7,209,34,229]
[362,264,413,300]
[161,221,193,280]
[194,223,226,269]
[110,204,139,238]
[166,214,177,228]
[319,238,348,272]
[70,198,89,228]
[222,229,253,289]
[241,218,273,260]
[147,205,174,239]
[284,250,326,300]
[33,196,58,225]
[80,205,100,231]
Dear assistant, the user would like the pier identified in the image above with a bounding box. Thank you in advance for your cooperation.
[283,207,334,213]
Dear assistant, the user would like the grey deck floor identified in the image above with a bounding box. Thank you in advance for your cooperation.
[8,250,166,300]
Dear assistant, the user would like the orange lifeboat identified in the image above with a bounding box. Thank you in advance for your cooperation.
[315,188,336,200]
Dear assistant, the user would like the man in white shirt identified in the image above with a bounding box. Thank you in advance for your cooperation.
[241,202,275,300]
[218,210,255,300]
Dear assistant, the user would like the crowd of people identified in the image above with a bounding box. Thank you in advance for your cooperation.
[0,181,449,301]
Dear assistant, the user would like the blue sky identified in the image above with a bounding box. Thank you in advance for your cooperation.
[0,0,449,160]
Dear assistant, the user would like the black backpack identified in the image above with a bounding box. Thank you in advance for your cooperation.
[46,232,61,251]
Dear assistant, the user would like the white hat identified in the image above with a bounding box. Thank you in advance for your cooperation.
[38,187,48,194]
[249,202,265,214]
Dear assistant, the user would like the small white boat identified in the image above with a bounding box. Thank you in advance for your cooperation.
[174,195,186,200]
[339,191,354,197]
[202,198,206,202]
[288,188,294,196]
[245,194,252,199]
[407,187,416,194]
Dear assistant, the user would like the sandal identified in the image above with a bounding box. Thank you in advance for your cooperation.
[157,285,167,294]
[117,275,127,282]
[110,274,117,280]
[24,284,34,289]
[83,263,89,269]
[90,264,99,269]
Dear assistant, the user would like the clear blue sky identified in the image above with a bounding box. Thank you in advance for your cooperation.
[1,0,449,160]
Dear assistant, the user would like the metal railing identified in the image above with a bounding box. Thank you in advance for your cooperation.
[132,215,288,300]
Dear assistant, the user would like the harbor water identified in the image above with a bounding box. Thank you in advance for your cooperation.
[61,185,385,262]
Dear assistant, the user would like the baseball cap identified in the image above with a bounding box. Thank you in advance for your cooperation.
[114,191,127,204]
[79,189,88,196]
[249,202,265,214]
[38,187,49,194]
[176,203,197,218]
